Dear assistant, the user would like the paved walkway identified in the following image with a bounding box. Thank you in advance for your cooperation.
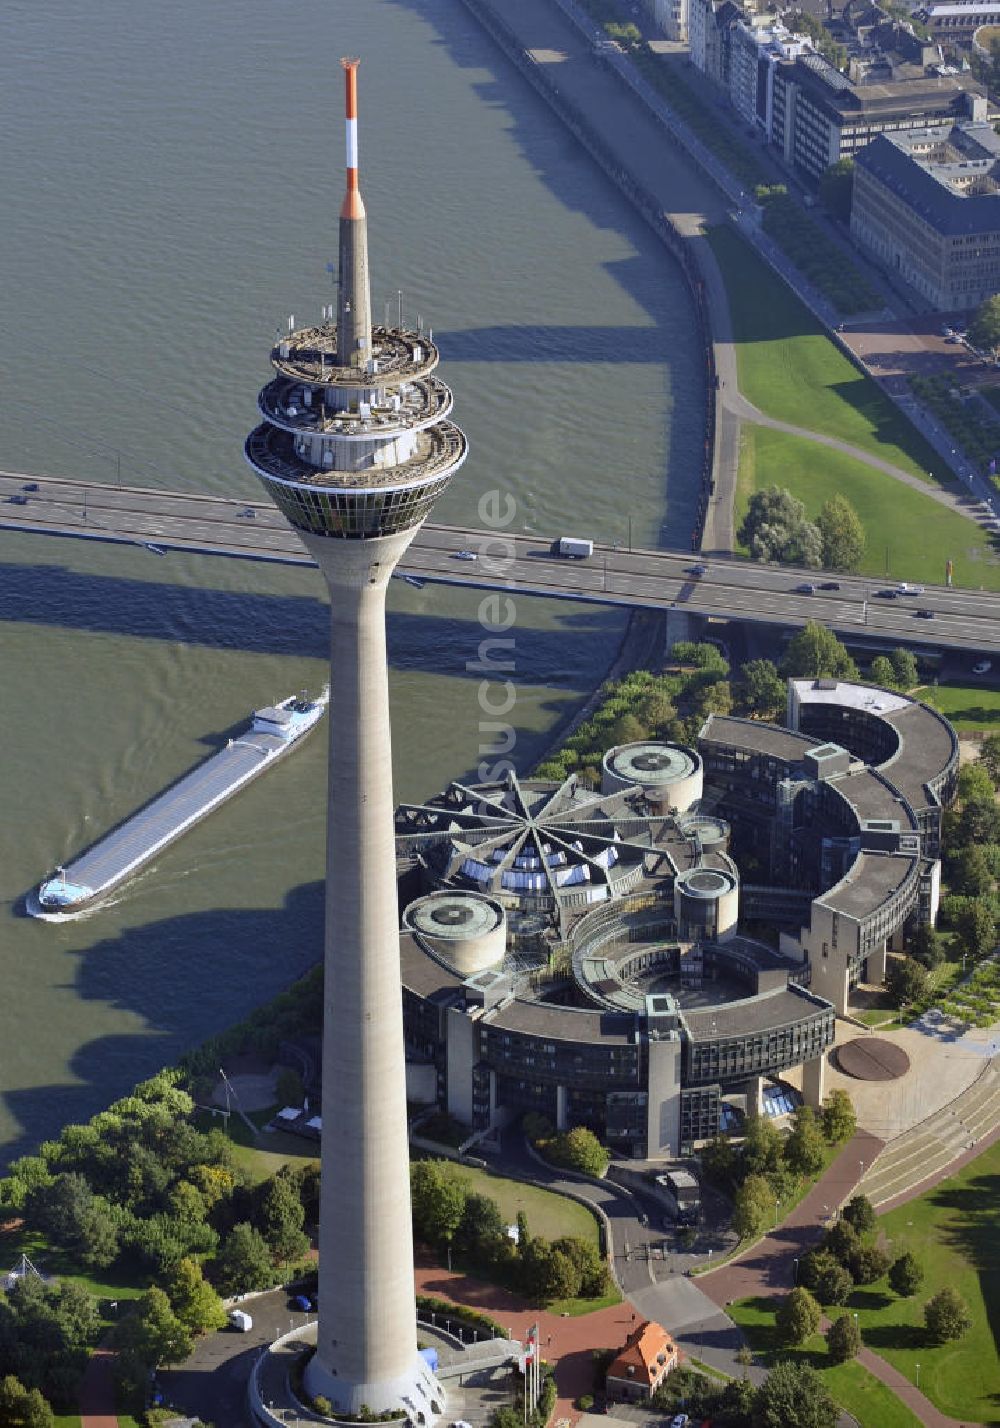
[79,1344,119,1428]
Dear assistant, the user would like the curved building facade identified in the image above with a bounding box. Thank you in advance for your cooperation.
[396,682,958,1157]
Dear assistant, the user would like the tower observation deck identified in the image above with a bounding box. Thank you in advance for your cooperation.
[245,59,466,1422]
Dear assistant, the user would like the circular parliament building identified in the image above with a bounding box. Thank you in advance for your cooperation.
[394,678,958,1158]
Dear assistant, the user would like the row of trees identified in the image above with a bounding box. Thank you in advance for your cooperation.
[650,1358,839,1428]
[701,1092,856,1240]
[409,1160,610,1305]
[738,486,866,572]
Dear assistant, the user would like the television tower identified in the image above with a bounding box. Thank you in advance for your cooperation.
[245,59,467,1419]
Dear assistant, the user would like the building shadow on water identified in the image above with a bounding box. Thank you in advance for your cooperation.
[0,881,327,1168]
[0,559,620,684]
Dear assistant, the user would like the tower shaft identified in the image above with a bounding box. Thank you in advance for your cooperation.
[299,531,432,1412]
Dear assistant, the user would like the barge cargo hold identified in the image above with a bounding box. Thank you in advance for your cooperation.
[30,691,327,919]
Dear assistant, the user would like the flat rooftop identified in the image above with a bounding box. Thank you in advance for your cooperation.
[817,850,919,920]
[684,984,831,1038]
[700,714,815,764]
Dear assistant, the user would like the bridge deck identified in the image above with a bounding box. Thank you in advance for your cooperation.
[1,471,998,653]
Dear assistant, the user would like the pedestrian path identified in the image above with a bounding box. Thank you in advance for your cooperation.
[79,1344,119,1428]
[857,1058,1000,1209]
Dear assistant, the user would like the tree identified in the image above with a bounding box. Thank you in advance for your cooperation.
[738,486,822,568]
[165,1257,227,1335]
[738,659,787,720]
[849,1242,890,1285]
[733,1173,776,1239]
[958,761,996,807]
[924,1286,972,1343]
[823,1218,860,1268]
[551,1236,611,1298]
[700,1133,739,1190]
[870,655,897,689]
[752,1359,838,1428]
[841,1193,875,1236]
[957,898,997,960]
[817,495,865,572]
[955,844,994,899]
[0,1376,54,1428]
[888,1251,923,1298]
[819,158,854,221]
[114,1287,192,1383]
[821,1089,856,1145]
[776,1287,821,1346]
[826,1312,861,1363]
[889,648,919,690]
[742,1113,783,1178]
[213,1222,274,1296]
[257,1167,308,1263]
[454,1192,506,1266]
[885,956,928,1009]
[544,1127,610,1178]
[784,1105,826,1176]
[978,732,1000,788]
[909,923,945,971]
[781,622,858,681]
[968,293,1000,352]
[409,1160,468,1248]
[810,1253,853,1306]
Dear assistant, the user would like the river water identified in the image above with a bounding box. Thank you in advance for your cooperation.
[0,0,703,1164]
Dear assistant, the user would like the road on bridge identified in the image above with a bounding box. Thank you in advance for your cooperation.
[1,471,998,656]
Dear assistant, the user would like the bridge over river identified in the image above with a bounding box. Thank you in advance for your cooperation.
[1,471,997,655]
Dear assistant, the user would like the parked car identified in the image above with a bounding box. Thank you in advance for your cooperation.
[453,550,478,561]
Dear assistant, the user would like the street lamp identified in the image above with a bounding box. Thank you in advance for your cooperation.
[915,1363,920,1389]
[774,1199,781,1227]
[792,1257,798,1285]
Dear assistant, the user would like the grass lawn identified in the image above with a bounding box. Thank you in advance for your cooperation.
[736,424,1000,590]
[917,682,1000,730]
[546,1288,621,1316]
[843,1136,1000,1422]
[0,1223,148,1304]
[53,1417,82,1428]
[443,1163,602,1249]
[708,226,945,484]
[194,1105,319,1183]
[729,1297,924,1428]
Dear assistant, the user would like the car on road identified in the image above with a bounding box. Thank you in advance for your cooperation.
[22,482,38,492]
[916,608,935,619]
[687,564,708,577]
[7,493,27,505]
[973,660,993,675]
[290,1294,312,1312]
[669,1415,690,1428]
[941,325,954,337]
[819,580,840,591]
[896,583,924,596]
[453,550,477,561]
[794,582,816,594]
[875,588,898,598]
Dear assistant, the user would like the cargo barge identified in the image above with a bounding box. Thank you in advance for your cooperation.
[29,691,327,919]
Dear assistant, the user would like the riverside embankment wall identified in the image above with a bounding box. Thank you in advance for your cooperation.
[456,0,717,550]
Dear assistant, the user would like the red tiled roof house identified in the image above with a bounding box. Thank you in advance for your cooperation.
[605,1320,679,1402]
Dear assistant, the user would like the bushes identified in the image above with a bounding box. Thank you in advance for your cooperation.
[758,192,879,315]
[535,1127,610,1178]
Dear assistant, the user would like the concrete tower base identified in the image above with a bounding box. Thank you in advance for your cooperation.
[303,1349,445,1423]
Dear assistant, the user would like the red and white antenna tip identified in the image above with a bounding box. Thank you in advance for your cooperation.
[340,57,363,219]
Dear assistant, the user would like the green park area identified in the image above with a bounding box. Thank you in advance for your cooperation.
[708,226,944,482]
[436,1162,602,1250]
[919,682,1000,730]
[848,1138,1000,1421]
[729,1297,924,1428]
[735,424,1000,590]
